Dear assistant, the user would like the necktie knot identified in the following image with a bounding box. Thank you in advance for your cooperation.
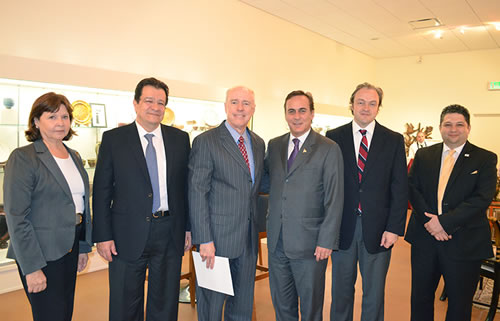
[145,133,154,143]
[292,138,300,148]
[359,129,367,136]
[238,136,245,145]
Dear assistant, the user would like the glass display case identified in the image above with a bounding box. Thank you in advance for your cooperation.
[0,78,225,268]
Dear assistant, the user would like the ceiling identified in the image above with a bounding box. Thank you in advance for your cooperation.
[240,0,500,58]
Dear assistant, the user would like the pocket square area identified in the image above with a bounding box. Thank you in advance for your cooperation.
[470,170,478,174]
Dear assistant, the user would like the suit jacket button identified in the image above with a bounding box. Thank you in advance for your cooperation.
[146,217,151,222]
[359,189,363,193]
[148,193,152,198]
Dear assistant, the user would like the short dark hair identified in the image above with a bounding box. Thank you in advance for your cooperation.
[25,92,76,142]
[134,77,169,105]
[284,90,314,112]
[440,104,470,126]
[349,82,383,114]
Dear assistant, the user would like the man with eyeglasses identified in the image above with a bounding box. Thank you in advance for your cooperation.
[326,82,408,321]
[93,77,191,321]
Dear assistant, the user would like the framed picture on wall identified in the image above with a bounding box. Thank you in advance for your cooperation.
[91,103,107,128]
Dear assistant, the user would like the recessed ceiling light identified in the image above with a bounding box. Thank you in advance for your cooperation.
[434,30,443,39]
[460,26,466,34]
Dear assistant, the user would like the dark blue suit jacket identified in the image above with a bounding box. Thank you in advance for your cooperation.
[326,121,408,254]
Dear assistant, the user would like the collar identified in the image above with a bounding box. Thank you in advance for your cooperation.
[136,121,162,138]
[224,120,249,144]
[352,120,376,136]
[289,129,311,145]
[443,142,466,157]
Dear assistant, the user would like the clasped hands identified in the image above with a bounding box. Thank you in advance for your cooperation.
[424,212,452,241]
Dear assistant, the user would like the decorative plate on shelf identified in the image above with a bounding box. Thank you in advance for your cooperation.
[72,100,92,126]
[161,107,175,125]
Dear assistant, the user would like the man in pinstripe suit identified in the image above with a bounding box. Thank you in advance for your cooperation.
[188,86,265,321]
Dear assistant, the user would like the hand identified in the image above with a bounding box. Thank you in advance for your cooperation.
[380,231,399,248]
[26,270,47,293]
[200,242,216,269]
[77,253,89,272]
[97,240,118,262]
[424,212,452,241]
[184,231,192,252]
[314,246,332,262]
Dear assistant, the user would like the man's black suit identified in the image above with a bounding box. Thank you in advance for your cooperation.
[406,141,497,321]
[93,122,190,321]
[327,121,408,254]
[326,121,408,321]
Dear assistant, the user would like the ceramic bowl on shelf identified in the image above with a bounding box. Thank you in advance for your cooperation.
[87,158,97,167]
[3,98,15,109]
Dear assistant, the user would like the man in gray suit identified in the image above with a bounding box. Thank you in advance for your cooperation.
[188,86,265,321]
[265,90,344,321]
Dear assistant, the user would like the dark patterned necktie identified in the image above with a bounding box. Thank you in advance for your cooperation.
[357,129,368,214]
[287,138,300,171]
[238,136,250,172]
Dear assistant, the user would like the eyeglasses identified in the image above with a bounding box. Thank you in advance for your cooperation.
[142,97,166,108]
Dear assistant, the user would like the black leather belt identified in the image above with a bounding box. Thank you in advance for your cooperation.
[76,213,83,225]
[152,210,170,218]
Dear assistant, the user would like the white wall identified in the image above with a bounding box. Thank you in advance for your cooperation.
[376,49,500,155]
[0,0,374,142]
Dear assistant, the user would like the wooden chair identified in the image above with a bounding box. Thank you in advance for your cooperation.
[180,246,196,307]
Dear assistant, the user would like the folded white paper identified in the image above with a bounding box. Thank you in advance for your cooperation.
[192,251,234,296]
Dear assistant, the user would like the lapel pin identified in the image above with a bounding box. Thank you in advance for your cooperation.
[464,154,470,157]
[303,148,307,153]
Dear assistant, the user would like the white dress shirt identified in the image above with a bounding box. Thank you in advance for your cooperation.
[136,122,169,211]
[352,120,376,162]
[288,129,311,158]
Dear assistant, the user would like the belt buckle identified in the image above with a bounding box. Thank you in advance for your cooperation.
[152,211,160,218]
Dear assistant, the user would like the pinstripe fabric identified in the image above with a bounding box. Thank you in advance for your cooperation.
[188,121,265,321]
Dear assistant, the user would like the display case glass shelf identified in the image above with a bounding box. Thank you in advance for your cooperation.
[0,77,225,267]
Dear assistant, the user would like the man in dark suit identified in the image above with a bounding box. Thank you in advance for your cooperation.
[265,90,344,321]
[188,86,265,321]
[326,82,408,321]
[406,104,497,321]
[92,77,191,321]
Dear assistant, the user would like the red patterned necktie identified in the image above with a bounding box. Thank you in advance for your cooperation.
[357,129,368,214]
[238,136,250,172]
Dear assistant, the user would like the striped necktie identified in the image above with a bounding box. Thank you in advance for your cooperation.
[357,129,368,214]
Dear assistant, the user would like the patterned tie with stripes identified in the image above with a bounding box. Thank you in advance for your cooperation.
[238,136,250,173]
[357,129,368,214]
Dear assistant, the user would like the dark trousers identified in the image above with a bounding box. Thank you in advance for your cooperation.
[410,242,482,321]
[108,215,182,321]
[17,225,81,321]
[269,230,328,321]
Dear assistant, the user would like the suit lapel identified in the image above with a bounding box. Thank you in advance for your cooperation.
[128,123,151,183]
[280,133,290,174]
[34,140,73,200]
[219,123,252,178]
[342,122,359,185]
[249,129,263,183]
[428,143,443,203]
[444,141,471,196]
[361,122,384,180]
[287,131,317,177]
[161,125,174,192]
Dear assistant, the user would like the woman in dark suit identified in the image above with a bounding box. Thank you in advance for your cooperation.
[4,92,93,321]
